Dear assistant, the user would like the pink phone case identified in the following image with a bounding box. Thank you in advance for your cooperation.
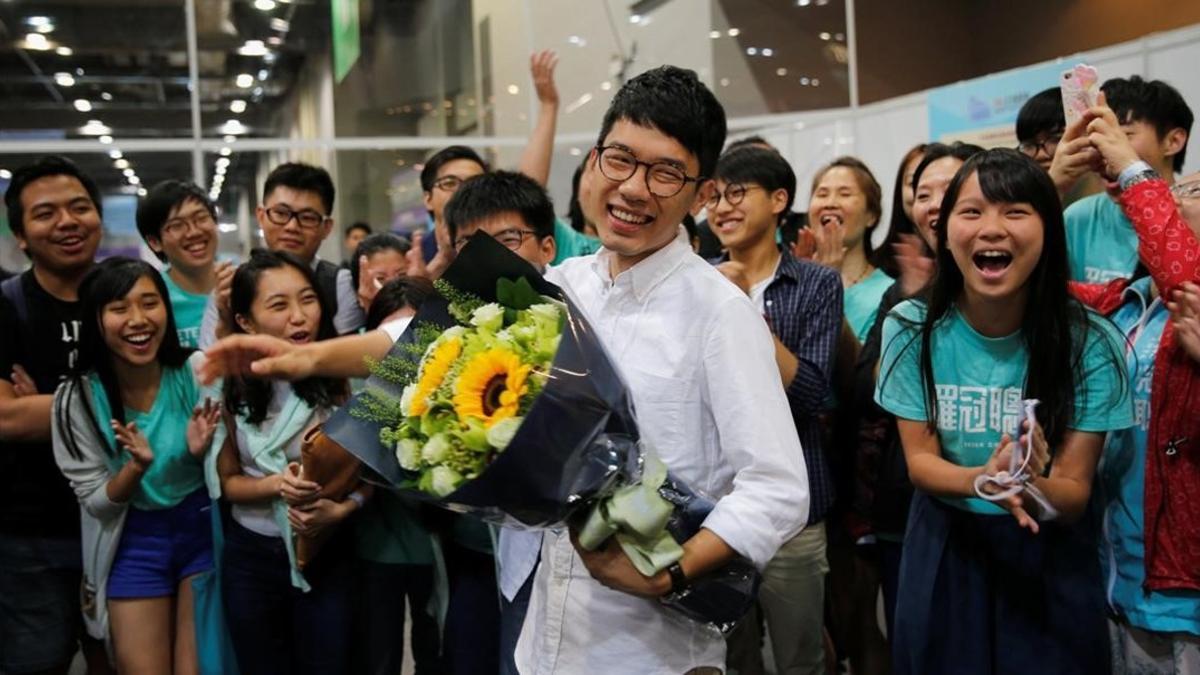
[1061,64,1100,124]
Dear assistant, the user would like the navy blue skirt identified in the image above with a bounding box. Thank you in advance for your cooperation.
[892,491,1109,675]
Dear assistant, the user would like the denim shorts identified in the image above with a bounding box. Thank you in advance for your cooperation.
[107,489,214,599]
[0,533,83,674]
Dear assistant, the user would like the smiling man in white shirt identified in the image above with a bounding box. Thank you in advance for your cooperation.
[515,66,811,674]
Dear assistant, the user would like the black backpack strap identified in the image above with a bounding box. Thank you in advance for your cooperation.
[0,274,27,324]
[314,260,340,315]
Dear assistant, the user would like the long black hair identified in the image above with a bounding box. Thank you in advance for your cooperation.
[910,149,1124,447]
[871,143,927,276]
[56,257,191,460]
[223,249,346,425]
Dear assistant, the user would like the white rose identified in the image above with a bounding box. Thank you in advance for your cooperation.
[470,303,505,332]
[399,384,416,417]
[421,433,452,464]
[429,465,464,497]
[527,302,561,324]
[395,438,422,470]
[485,416,523,450]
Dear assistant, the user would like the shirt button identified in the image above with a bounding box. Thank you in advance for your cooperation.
[766,300,773,306]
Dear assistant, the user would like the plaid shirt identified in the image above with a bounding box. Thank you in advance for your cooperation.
[716,252,843,524]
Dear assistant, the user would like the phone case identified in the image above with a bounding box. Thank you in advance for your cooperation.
[1061,64,1100,124]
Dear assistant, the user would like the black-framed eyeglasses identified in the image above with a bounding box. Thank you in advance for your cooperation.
[433,175,465,193]
[161,209,216,238]
[454,227,538,251]
[1170,179,1200,201]
[706,183,764,210]
[1017,133,1062,158]
[263,204,330,230]
[594,145,704,198]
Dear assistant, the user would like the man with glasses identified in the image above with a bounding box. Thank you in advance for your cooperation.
[136,179,226,347]
[1016,87,1066,173]
[198,162,357,346]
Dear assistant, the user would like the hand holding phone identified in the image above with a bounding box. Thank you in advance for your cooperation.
[1061,63,1100,125]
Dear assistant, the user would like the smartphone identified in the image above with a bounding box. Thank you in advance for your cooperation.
[1061,63,1100,125]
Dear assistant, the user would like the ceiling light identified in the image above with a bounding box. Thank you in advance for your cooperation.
[238,40,268,56]
[81,120,111,135]
[709,30,721,39]
[54,72,74,87]
[114,159,129,169]
[251,86,264,98]
[123,168,135,177]
[26,16,52,28]
[0,169,11,180]
[801,77,811,85]
[218,222,238,233]
[600,81,612,91]
[235,73,254,88]
[220,119,247,135]
[108,149,122,159]
[254,0,276,10]
[567,35,586,47]
[798,0,811,5]
[506,84,519,95]
[128,176,140,185]
[819,31,831,40]
[99,135,113,144]
[811,78,821,86]
[23,33,51,50]
[223,135,237,143]
[746,47,757,56]
[727,28,740,37]
[137,188,147,197]
[257,68,269,80]
[267,36,283,46]
[720,77,730,87]
[776,67,788,76]
[270,18,290,32]
[219,147,232,157]
[73,98,91,112]
[762,47,774,56]
[629,14,642,23]
[55,46,72,56]
[216,157,231,168]
[229,99,247,113]
[215,166,226,177]
[100,92,113,101]
[34,22,54,34]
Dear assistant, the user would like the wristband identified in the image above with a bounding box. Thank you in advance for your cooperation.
[1118,160,1157,192]
[665,561,689,596]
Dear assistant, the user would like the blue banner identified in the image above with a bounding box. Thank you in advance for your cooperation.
[928,60,1069,147]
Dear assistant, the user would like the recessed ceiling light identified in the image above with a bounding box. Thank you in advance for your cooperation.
[720,77,730,87]
[26,16,52,28]
[507,84,519,95]
[73,99,91,112]
[800,77,811,85]
[81,120,111,135]
[746,47,757,56]
[55,46,72,56]
[257,68,269,80]
[108,149,122,159]
[219,147,232,157]
[128,176,140,185]
[811,78,821,86]
[99,135,113,144]
[762,47,774,56]
[114,159,129,169]
[23,33,51,50]
[776,67,788,76]
[267,36,283,46]
[727,28,740,37]
[235,73,254,88]
[270,18,290,32]
[223,135,237,143]
[137,188,148,197]
[600,81,612,91]
[216,157,231,168]
[220,119,247,135]
[230,99,247,113]
[238,40,268,56]
[101,92,113,101]
[628,14,642,24]
[54,72,75,87]
[254,0,276,10]
[819,32,831,40]
[123,168,135,177]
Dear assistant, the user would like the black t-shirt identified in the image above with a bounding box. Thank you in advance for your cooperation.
[0,271,85,537]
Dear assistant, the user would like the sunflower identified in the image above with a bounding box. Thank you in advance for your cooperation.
[409,336,462,417]
[452,347,532,428]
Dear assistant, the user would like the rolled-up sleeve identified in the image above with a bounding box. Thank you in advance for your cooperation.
[50,380,126,523]
[699,295,810,568]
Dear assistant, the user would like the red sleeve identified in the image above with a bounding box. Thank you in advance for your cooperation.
[1069,279,1130,315]
[1119,178,1200,294]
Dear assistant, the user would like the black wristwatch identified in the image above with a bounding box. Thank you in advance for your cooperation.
[666,561,689,596]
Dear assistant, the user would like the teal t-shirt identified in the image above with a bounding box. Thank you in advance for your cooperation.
[1099,278,1200,635]
[1064,193,1139,284]
[94,357,207,510]
[845,267,893,342]
[875,299,1134,514]
[162,270,209,349]
[551,217,601,266]
[354,491,435,565]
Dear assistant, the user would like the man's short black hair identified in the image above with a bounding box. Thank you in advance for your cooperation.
[136,180,216,261]
[262,162,335,214]
[365,275,436,330]
[420,146,488,192]
[725,135,775,154]
[1016,87,1065,144]
[597,66,727,179]
[1102,75,1194,172]
[345,222,371,238]
[714,146,797,226]
[350,232,409,290]
[4,155,102,237]
[444,171,555,242]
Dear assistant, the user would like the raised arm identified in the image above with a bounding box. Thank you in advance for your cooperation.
[517,50,560,187]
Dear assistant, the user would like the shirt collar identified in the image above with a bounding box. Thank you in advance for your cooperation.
[714,246,799,285]
[592,226,692,301]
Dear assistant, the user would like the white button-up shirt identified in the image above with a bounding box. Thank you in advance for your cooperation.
[515,229,810,674]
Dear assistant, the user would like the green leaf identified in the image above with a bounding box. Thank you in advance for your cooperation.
[496,277,541,311]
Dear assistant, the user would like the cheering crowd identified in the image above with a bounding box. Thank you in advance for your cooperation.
[1,49,1198,675]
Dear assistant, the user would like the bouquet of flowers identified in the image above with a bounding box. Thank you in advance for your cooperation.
[321,235,760,630]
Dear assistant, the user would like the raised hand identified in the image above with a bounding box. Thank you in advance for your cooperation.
[10,364,37,397]
[1085,93,1142,181]
[199,333,309,385]
[893,233,935,297]
[1049,109,1103,195]
[186,397,221,458]
[809,215,848,271]
[112,420,154,469]
[213,261,237,335]
[530,50,560,107]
